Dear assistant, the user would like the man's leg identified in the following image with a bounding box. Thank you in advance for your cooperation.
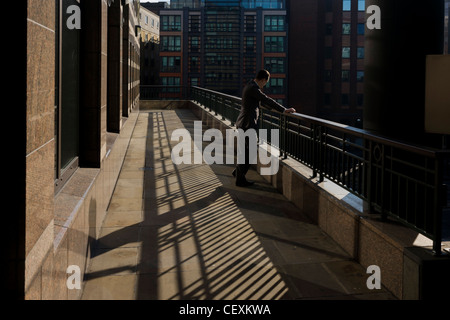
[235,135,254,186]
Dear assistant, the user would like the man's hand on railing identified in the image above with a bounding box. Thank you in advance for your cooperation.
[284,107,296,114]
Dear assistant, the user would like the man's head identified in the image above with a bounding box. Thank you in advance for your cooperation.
[255,69,270,89]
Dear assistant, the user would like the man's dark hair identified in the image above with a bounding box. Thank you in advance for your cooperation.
[255,69,270,81]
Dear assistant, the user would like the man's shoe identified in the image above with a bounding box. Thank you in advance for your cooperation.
[236,180,254,187]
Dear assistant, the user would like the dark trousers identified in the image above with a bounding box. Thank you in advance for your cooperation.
[235,129,257,183]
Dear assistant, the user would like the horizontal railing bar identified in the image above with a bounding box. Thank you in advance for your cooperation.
[193,85,446,157]
[384,171,435,188]
[385,157,437,174]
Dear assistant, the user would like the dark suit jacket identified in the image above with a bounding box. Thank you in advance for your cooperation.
[235,80,286,130]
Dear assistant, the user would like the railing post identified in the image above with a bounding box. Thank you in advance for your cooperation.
[366,140,373,212]
[221,98,226,121]
[311,123,317,179]
[380,144,387,221]
[432,155,444,255]
[282,114,287,159]
[311,124,323,181]
[319,126,324,182]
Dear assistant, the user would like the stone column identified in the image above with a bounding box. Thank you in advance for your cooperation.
[80,0,108,167]
[108,0,123,133]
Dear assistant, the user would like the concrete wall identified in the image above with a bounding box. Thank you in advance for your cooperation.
[22,0,141,299]
[27,113,138,299]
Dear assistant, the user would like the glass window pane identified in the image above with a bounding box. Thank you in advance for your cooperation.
[342,70,350,82]
[357,70,364,82]
[357,47,365,58]
[343,0,351,11]
[342,23,351,34]
[342,47,351,58]
[357,23,365,35]
[358,0,365,11]
[60,0,80,169]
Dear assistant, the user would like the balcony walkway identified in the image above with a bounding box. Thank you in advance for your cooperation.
[80,108,396,300]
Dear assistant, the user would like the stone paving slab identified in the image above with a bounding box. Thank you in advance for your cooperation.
[81,109,397,300]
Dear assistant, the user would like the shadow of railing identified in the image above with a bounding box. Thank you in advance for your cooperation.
[134,110,289,299]
[131,109,353,300]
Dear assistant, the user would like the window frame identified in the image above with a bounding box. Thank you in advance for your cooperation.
[264,15,286,32]
[55,0,80,194]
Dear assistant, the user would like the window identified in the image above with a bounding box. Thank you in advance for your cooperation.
[325,0,332,12]
[342,70,350,82]
[325,46,333,59]
[357,70,364,82]
[161,15,181,31]
[264,36,285,52]
[357,23,365,35]
[324,70,332,82]
[245,15,256,32]
[189,14,201,32]
[266,78,285,94]
[161,56,181,73]
[264,57,286,73]
[358,0,365,11]
[190,77,199,87]
[161,77,181,91]
[161,36,181,52]
[205,37,235,50]
[189,36,200,52]
[244,56,256,75]
[342,94,350,105]
[342,47,351,58]
[245,36,256,53]
[55,0,80,191]
[343,0,351,11]
[357,47,365,59]
[326,23,332,35]
[342,23,351,34]
[189,56,200,73]
[264,16,286,32]
[241,0,285,9]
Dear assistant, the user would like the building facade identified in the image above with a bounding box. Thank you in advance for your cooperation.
[159,0,288,103]
[140,5,161,85]
[287,0,365,127]
[140,5,160,43]
[11,0,140,299]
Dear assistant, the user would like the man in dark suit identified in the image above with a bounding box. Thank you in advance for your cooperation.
[233,70,296,187]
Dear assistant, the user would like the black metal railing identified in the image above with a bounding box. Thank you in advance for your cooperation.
[140,85,191,100]
[190,86,449,255]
